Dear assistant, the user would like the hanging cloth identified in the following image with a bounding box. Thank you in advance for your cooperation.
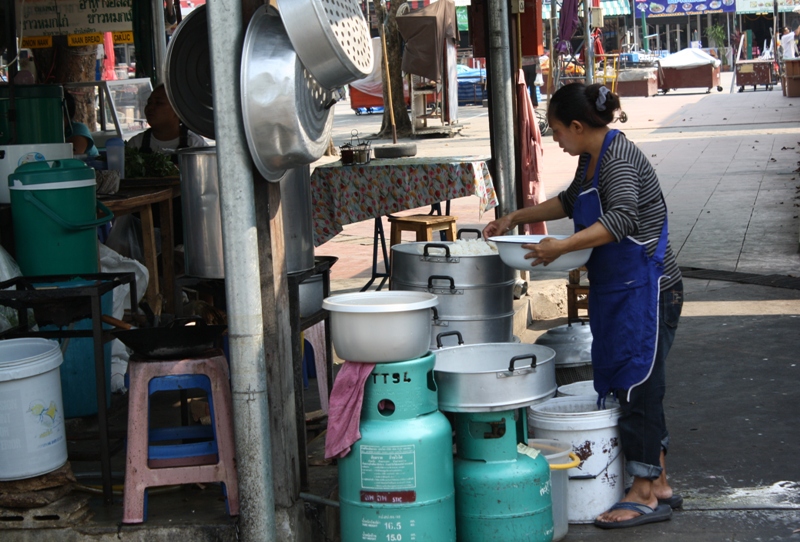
[556,0,581,54]
[516,69,547,236]
[572,130,669,402]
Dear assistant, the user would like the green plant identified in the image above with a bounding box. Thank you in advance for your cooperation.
[704,24,728,65]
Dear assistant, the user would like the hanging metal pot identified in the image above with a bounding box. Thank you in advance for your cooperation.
[241,7,336,181]
[165,5,215,139]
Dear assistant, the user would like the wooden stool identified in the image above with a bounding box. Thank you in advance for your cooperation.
[566,267,589,320]
[123,350,239,523]
[388,214,457,246]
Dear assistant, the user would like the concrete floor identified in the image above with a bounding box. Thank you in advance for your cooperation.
[4,71,800,541]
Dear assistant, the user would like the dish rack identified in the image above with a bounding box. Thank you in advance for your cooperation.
[339,129,371,165]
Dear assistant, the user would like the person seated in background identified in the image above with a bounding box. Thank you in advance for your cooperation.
[126,84,206,160]
[64,91,99,158]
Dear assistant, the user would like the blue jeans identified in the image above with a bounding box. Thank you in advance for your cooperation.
[614,281,683,480]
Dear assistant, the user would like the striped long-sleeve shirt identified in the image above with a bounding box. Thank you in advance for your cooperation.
[558,132,681,290]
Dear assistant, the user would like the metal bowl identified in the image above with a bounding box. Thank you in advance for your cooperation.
[322,291,438,363]
[489,235,593,272]
[276,0,373,89]
[241,7,335,181]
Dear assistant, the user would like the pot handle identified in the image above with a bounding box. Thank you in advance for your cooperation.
[436,330,464,348]
[508,354,537,372]
[457,228,482,239]
[422,243,451,258]
[427,275,456,292]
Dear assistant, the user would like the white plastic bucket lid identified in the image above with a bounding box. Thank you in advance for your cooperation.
[528,395,621,432]
[0,338,63,381]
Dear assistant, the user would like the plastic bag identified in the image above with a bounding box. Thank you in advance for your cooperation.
[0,246,24,332]
[534,72,544,87]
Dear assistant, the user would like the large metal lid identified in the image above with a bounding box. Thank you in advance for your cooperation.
[535,321,593,368]
[165,5,215,140]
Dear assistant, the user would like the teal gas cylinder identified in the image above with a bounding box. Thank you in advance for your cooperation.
[454,410,554,542]
[338,353,456,542]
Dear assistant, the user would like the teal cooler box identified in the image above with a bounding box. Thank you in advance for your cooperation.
[8,159,113,276]
[0,84,65,145]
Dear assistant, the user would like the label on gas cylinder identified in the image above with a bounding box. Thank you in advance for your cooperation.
[360,444,416,491]
[358,513,417,541]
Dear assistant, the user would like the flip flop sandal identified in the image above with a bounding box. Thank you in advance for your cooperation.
[625,487,684,509]
[593,502,673,530]
[660,493,684,509]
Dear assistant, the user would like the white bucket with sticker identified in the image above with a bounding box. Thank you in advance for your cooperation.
[528,396,623,524]
[0,338,67,480]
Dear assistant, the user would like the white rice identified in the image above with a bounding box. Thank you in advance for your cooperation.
[416,239,498,256]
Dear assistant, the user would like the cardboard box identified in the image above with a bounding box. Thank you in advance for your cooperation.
[785,75,800,97]
[785,59,800,78]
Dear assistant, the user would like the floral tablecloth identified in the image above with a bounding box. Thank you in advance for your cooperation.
[311,156,498,246]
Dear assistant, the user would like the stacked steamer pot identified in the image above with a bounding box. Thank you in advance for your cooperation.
[390,230,517,348]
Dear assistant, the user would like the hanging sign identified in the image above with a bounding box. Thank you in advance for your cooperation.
[635,0,736,18]
[67,32,104,46]
[112,31,134,43]
[17,0,133,37]
[735,0,798,13]
[20,36,53,48]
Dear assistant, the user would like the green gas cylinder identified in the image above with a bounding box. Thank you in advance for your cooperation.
[338,353,456,542]
[454,410,554,542]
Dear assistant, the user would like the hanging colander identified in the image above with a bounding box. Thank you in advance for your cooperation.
[275,0,374,90]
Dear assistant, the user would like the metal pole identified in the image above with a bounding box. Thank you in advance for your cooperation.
[151,0,167,84]
[487,0,517,218]
[585,0,594,83]
[206,1,277,540]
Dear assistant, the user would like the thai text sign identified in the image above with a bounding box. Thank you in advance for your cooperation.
[635,0,736,17]
[17,0,133,37]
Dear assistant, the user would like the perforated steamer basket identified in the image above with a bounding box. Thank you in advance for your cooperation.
[241,7,336,181]
[276,0,374,89]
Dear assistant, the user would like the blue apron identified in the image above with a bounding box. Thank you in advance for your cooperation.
[572,129,670,402]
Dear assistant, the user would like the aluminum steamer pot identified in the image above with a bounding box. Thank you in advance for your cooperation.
[434,338,557,412]
[391,240,516,346]
[241,7,335,181]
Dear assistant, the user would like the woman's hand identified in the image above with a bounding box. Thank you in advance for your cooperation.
[522,236,565,266]
[483,215,514,239]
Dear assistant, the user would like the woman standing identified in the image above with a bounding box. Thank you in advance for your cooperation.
[484,83,683,529]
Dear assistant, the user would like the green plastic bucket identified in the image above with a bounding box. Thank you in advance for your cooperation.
[8,159,113,276]
[0,85,65,145]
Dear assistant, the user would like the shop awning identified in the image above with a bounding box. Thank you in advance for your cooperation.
[542,0,631,19]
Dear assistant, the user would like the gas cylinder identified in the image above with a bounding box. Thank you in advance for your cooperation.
[454,410,553,542]
[338,353,456,542]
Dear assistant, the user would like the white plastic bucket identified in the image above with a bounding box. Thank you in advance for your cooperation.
[0,338,67,480]
[528,396,623,524]
[528,438,573,542]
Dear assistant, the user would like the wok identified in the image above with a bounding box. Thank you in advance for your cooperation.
[112,317,226,360]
